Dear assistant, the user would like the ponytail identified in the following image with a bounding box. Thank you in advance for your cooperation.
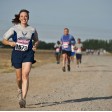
[12,14,20,24]
[12,9,29,24]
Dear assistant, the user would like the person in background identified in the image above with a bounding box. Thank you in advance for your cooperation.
[61,28,75,72]
[71,43,76,63]
[74,38,83,70]
[54,41,62,64]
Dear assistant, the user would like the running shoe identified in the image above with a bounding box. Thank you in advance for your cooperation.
[57,62,60,64]
[19,99,26,108]
[62,66,66,72]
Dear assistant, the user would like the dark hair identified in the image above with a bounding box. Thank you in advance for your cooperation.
[57,41,60,44]
[64,28,69,31]
[78,38,81,40]
[77,38,81,42]
[12,9,29,24]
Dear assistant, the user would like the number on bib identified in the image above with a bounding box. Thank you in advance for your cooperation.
[15,42,28,51]
[77,48,81,53]
[63,42,69,48]
[56,48,60,52]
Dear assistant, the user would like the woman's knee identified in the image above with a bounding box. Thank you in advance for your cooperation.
[22,73,29,80]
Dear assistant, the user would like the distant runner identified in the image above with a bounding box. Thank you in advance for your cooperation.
[71,44,76,63]
[2,9,39,108]
[74,38,83,70]
[61,28,75,72]
[54,41,62,64]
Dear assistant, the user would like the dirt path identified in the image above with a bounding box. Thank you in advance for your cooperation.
[0,55,112,111]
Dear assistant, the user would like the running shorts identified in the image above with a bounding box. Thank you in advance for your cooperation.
[55,52,61,56]
[71,52,75,56]
[11,49,36,69]
[76,53,82,60]
[62,50,71,56]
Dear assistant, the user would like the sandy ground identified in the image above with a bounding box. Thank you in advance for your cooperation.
[0,54,112,111]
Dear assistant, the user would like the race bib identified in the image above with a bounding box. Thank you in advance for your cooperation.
[63,42,69,48]
[56,48,60,52]
[15,42,28,51]
[77,48,81,53]
[15,39,30,51]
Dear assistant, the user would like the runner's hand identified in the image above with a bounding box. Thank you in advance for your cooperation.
[9,42,16,47]
[74,47,78,50]
[32,45,37,51]
[32,42,38,51]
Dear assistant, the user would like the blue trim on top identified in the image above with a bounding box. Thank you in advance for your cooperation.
[12,31,17,42]
[28,33,34,50]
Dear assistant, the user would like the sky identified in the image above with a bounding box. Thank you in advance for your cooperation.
[0,0,112,42]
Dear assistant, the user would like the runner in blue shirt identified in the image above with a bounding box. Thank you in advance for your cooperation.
[61,28,75,72]
[2,9,39,108]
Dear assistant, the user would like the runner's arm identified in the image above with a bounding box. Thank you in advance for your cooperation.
[54,44,57,48]
[70,36,76,45]
[74,44,78,50]
[60,37,63,45]
[2,39,16,47]
[32,29,39,50]
[2,27,16,47]
[81,44,84,51]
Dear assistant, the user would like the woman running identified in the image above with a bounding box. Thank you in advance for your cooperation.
[54,41,62,64]
[74,38,83,69]
[61,28,75,72]
[2,9,39,108]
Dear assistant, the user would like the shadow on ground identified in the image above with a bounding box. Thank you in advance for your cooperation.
[27,96,112,108]
[78,70,112,72]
